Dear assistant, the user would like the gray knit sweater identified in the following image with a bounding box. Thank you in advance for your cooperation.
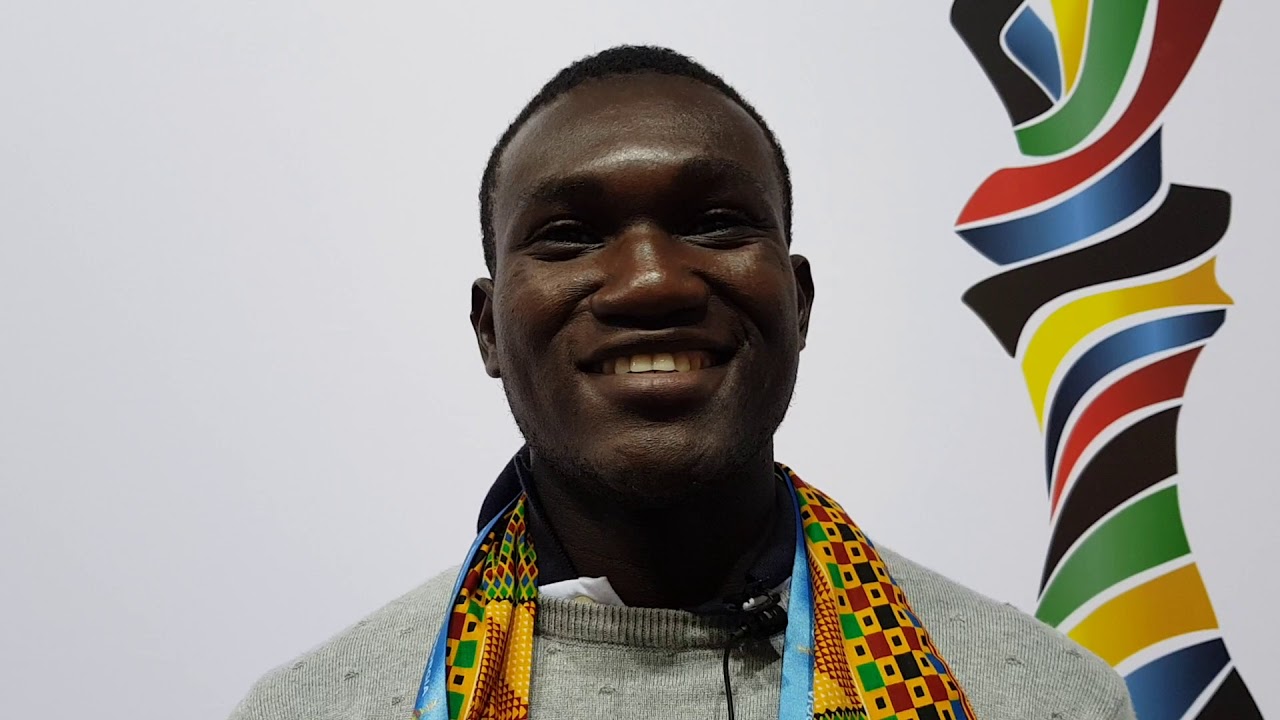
[230,546,1135,719]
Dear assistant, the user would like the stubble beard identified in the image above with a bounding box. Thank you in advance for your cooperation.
[499,366,796,512]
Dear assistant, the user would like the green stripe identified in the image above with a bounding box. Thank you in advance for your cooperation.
[447,690,465,720]
[856,661,885,691]
[1036,485,1190,627]
[453,640,478,669]
[827,562,845,589]
[806,521,828,544]
[840,613,863,640]
[1016,0,1148,156]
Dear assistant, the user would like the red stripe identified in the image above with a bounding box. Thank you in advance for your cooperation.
[1050,347,1203,514]
[957,0,1222,226]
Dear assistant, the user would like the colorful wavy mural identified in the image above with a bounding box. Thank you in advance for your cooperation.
[949,1,1262,717]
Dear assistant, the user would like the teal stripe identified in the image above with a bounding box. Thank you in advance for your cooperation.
[1016,0,1148,156]
[1036,485,1190,628]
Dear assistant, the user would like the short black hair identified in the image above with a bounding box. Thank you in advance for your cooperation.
[478,44,793,274]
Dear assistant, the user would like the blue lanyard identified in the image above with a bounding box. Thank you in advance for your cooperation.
[413,500,513,720]
[777,478,816,718]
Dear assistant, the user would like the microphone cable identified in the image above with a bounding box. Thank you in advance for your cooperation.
[722,591,787,720]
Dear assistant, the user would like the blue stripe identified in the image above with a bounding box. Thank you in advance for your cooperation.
[1006,6,1062,99]
[414,499,517,719]
[779,481,816,720]
[1126,638,1229,719]
[959,131,1163,264]
[1043,311,1226,487]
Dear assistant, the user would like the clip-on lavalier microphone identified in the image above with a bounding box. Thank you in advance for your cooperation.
[723,590,787,720]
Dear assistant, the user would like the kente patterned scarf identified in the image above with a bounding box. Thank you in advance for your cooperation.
[414,465,978,720]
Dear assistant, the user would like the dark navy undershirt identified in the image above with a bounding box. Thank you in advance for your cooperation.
[477,445,796,615]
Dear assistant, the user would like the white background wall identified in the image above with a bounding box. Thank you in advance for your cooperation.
[1,2,1276,717]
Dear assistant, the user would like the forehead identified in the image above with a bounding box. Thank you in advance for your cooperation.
[490,73,782,239]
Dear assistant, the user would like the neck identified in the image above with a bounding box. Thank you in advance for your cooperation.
[528,445,783,609]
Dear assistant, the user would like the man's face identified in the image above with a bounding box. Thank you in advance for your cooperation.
[473,73,813,505]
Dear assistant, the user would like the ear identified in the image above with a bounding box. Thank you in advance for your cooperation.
[471,278,502,378]
[790,254,814,350]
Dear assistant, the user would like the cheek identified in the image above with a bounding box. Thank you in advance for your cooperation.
[492,267,586,360]
[712,249,799,340]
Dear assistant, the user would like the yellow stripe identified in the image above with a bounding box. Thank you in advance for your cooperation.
[1052,0,1091,93]
[505,603,537,701]
[1022,259,1231,425]
[458,599,511,720]
[1068,563,1219,666]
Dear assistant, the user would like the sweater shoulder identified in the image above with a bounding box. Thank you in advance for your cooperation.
[877,546,1134,720]
[228,566,459,720]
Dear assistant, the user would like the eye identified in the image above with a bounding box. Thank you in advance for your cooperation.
[683,210,766,244]
[526,220,601,259]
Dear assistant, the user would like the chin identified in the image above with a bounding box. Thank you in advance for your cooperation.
[576,430,759,507]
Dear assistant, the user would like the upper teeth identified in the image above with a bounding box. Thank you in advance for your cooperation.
[600,351,714,374]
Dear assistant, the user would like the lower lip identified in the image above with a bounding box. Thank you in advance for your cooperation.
[584,363,730,411]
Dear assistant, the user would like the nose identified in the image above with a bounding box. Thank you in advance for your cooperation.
[588,223,709,328]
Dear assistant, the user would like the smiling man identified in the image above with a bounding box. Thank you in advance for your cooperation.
[231,46,1135,720]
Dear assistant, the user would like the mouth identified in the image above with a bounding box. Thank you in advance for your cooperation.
[577,336,736,411]
[588,350,728,375]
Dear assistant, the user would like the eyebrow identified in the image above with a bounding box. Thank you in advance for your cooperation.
[675,157,772,196]
[520,156,772,208]
[523,175,606,208]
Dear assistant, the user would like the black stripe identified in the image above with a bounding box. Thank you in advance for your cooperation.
[1041,408,1180,589]
[965,185,1231,357]
[1196,668,1264,719]
[950,0,1054,125]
